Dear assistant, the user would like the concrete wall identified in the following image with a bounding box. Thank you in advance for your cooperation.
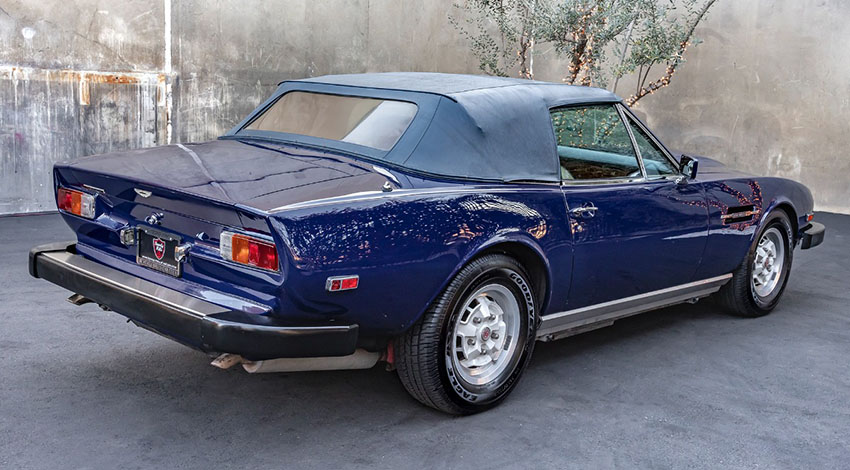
[0,1,169,214]
[169,1,477,143]
[615,0,850,215]
[1,0,847,215]
[0,0,481,214]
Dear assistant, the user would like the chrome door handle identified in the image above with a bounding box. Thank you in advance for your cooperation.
[569,204,599,218]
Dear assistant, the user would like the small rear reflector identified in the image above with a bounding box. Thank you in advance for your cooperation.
[57,188,95,219]
[220,231,279,271]
[807,213,814,222]
[326,275,359,292]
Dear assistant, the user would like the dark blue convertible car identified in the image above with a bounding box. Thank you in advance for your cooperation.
[30,73,825,414]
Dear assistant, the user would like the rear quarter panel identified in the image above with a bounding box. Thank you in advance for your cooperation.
[270,185,571,336]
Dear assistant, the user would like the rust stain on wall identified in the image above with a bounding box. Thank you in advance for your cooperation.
[5,68,157,85]
[91,74,142,85]
[0,65,171,214]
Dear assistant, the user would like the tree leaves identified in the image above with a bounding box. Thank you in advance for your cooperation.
[451,0,719,104]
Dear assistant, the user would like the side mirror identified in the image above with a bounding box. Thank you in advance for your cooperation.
[677,155,699,184]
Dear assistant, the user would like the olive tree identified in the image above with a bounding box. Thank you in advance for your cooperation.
[449,0,540,79]
[450,0,719,106]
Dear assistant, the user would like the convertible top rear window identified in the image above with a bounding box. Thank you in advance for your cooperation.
[244,91,417,151]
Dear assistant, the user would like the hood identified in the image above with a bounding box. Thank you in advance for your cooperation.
[64,139,394,212]
[669,152,753,179]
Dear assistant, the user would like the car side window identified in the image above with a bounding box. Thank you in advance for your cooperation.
[625,116,677,177]
[550,105,641,181]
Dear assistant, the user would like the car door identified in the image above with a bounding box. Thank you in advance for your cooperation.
[552,103,709,309]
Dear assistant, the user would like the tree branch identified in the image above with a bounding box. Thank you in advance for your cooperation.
[611,18,634,94]
[518,0,536,79]
[626,0,719,106]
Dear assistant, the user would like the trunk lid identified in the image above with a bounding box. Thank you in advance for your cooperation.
[60,139,390,213]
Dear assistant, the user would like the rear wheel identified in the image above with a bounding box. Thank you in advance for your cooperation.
[717,210,794,317]
[394,254,537,414]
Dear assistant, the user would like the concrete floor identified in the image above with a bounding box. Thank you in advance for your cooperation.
[1,212,848,469]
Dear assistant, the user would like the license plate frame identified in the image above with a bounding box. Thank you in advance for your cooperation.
[136,226,182,277]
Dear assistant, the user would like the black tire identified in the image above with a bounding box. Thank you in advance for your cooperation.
[716,210,794,317]
[394,254,537,415]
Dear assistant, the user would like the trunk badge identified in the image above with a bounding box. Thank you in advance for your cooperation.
[134,188,152,198]
[152,238,166,260]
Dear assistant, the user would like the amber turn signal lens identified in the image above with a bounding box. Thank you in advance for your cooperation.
[57,188,95,219]
[220,231,279,271]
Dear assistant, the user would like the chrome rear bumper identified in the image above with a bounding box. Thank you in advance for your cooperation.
[29,242,358,360]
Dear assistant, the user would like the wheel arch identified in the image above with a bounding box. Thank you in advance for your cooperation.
[458,236,552,317]
[755,175,814,246]
[405,232,554,332]
[774,202,798,237]
[761,198,799,244]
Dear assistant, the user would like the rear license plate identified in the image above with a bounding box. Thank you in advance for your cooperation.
[137,227,181,277]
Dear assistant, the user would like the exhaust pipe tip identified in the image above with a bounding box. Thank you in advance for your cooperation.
[210,353,244,370]
[210,349,381,374]
[66,293,93,306]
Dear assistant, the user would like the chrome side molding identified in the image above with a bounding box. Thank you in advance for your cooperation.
[537,274,733,342]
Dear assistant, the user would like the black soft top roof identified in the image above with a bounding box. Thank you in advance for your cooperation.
[298,72,617,100]
[233,73,622,183]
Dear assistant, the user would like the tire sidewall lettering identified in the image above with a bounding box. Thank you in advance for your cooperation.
[749,213,793,309]
[443,264,536,406]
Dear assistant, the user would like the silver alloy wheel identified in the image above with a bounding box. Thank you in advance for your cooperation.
[751,227,786,298]
[450,283,521,386]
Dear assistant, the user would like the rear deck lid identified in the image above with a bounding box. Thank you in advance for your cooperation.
[60,139,390,212]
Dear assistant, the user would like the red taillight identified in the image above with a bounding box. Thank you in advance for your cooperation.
[220,231,279,271]
[57,188,95,219]
[326,275,359,292]
[57,188,74,212]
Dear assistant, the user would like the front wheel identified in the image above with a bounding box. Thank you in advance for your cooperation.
[716,210,794,317]
[395,254,537,414]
